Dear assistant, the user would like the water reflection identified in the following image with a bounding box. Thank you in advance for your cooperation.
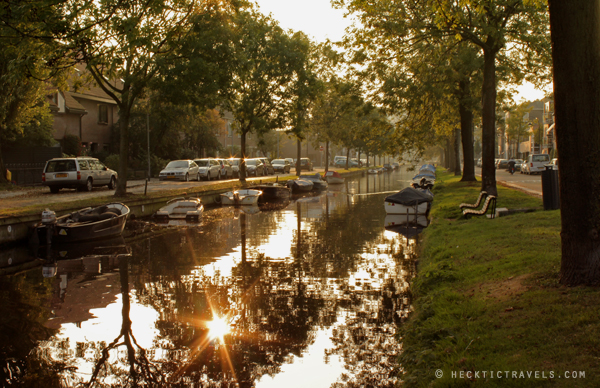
[0,168,418,387]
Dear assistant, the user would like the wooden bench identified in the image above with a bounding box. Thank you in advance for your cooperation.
[459,191,487,209]
[462,195,497,218]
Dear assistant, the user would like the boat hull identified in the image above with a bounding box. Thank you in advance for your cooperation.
[155,198,203,221]
[221,189,262,206]
[384,201,429,215]
[385,214,429,228]
[35,203,130,244]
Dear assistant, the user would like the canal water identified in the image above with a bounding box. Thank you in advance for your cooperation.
[0,168,420,387]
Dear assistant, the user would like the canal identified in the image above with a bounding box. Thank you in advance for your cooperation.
[0,168,420,387]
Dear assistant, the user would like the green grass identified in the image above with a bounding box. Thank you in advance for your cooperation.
[400,169,600,387]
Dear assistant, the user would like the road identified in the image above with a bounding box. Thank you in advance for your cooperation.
[0,168,328,210]
[477,167,543,197]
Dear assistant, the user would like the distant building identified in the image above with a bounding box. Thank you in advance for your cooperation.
[48,68,118,154]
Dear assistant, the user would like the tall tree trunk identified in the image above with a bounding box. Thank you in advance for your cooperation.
[459,80,477,181]
[240,131,247,183]
[0,136,7,183]
[549,0,600,286]
[325,141,330,173]
[345,148,350,170]
[481,48,498,196]
[296,138,301,176]
[115,106,130,197]
[453,127,461,176]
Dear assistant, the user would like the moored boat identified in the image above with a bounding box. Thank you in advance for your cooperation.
[299,173,328,190]
[221,189,262,206]
[34,203,130,245]
[252,183,291,203]
[384,213,429,228]
[324,171,344,184]
[155,197,203,222]
[384,187,433,215]
[286,178,314,193]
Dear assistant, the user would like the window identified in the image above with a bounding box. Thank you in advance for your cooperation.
[98,104,108,124]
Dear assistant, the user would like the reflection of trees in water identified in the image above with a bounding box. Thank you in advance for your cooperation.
[0,269,66,386]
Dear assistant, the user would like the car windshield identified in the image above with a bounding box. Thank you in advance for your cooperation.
[301,159,308,165]
[46,160,76,172]
[246,160,257,166]
[166,161,188,168]
[229,159,240,166]
[195,160,210,167]
[272,159,285,164]
[532,155,550,162]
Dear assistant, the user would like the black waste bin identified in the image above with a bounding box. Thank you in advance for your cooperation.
[541,165,560,210]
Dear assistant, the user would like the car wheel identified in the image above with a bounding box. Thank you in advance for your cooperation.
[85,178,93,192]
[108,176,116,190]
[50,186,59,194]
[185,173,189,182]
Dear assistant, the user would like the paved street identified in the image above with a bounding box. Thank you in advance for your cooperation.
[477,167,543,197]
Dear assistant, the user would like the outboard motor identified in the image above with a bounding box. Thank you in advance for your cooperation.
[41,209,57,245]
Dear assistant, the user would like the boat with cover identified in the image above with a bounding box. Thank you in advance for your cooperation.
[384,187,433,215]
[324,171,344,184]
[252,183,291,203]
[155,197,203,222]
[221,189,262,206]
[299,173,328,190]
[287,178,314,193]
[34,203,130,244]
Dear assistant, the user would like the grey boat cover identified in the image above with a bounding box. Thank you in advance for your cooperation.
[385,187,433,205]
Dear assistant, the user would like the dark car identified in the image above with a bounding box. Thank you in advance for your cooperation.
[271,159,291,174]
[258,158,274,175]
[300,158,313,171]
[497,159,509,169]
[244,158,264,177]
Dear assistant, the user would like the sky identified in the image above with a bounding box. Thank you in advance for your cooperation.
[253,0,550,102]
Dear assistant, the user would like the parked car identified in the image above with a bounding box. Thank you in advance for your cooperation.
[514,159,524,171]
[159,160,200,181]
[550,158,558,170]
[522,154,551,175]
[477,158,482,167]
[245,158,264,177]
[258,158,274,175]
[193,158,220,181]
[333,156,347,168]
[271,159,291,174]
[215,158,233,179]
[42,157,118,193]
[229,158,241,177]
[497,159,509,169]
[300,158,313,171]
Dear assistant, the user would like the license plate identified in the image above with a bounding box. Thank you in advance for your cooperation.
[167,175,176,179]
[56,173,68,178]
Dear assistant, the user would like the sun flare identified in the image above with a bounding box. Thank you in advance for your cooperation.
[207,316,231,340]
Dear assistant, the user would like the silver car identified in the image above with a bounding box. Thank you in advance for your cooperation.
[42,157,118,193]
[215,158,233,179]
[194,158,220,181]
[159,160,200,181]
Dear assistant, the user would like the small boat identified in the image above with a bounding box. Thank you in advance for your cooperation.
[384,187,433,215]
[299,173,328,190]
[324,171,344,184]
[368,169,380,174]
[221,189,262,206]
[34,203,130,245]
[419,164,436,175]
[155,197,203,222]
[287,178,314,193]
[385,213,429,228]
[252,183,291,203]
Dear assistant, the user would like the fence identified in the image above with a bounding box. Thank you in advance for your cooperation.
[6,163,46,185]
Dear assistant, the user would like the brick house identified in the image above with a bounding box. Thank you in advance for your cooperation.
[49,70,119,154]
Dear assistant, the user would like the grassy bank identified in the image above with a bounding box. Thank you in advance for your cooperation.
[400,169,599,387]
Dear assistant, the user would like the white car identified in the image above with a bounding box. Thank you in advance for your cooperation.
[215,158,234,179]
[159,160,200,181]
[194,158,221,181]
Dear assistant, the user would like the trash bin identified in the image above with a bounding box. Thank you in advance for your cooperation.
[541,165,560,210]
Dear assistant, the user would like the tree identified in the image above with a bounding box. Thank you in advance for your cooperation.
[504,102,533,158]
[226,10,314,182]
[68,0,233,196]
[337,0,551,195]
[0,18,56,183]
[548,1,600,286]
